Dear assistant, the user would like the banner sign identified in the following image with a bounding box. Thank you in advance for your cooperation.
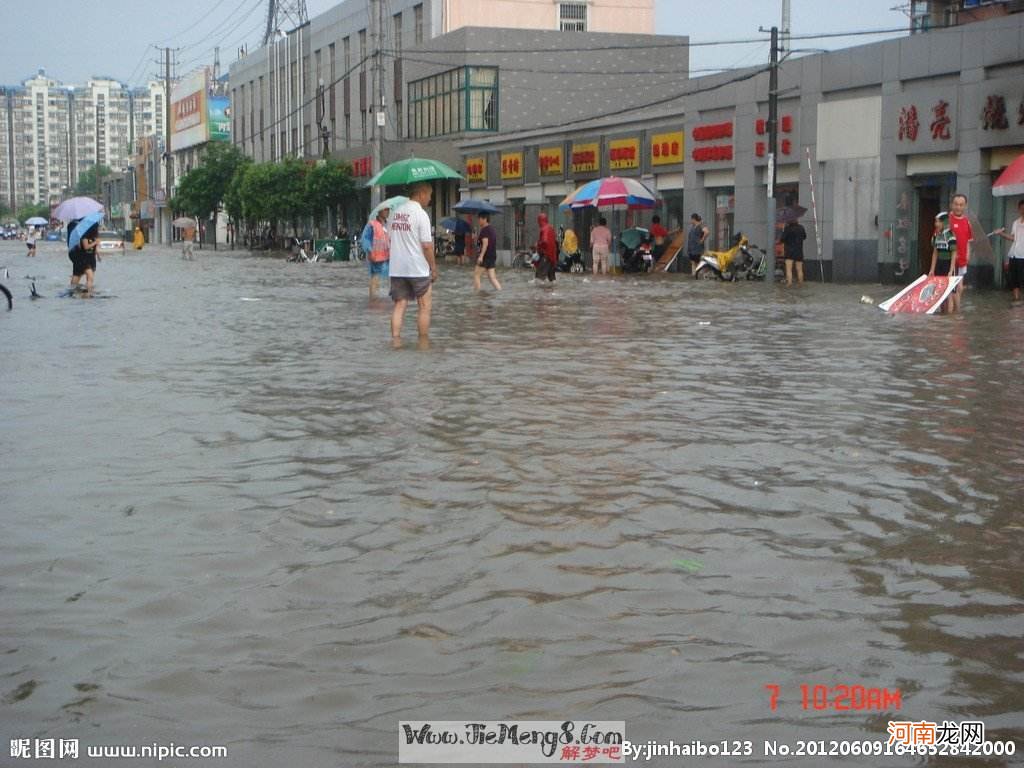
[651,131,684,166]
[538,147,563,176]
[500,152,523,180]
[571,142,599,174]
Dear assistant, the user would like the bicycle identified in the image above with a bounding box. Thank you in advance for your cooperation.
[286,238,322,263]
[1,268,11,310]
[511,250,538,269]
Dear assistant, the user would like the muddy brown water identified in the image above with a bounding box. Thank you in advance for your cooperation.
[1,241,1022,766]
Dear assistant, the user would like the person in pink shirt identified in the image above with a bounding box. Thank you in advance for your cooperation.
[590,217,612,275]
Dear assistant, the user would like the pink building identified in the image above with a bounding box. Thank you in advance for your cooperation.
[441,0,654,35]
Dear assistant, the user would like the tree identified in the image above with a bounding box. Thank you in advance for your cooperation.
[0,200,12,222]
[271,157,310,236]
[223,158,253,245]
[305,160,356,236]
[74,165,112,197]
[170,143,247,249]
[16,202,50,224]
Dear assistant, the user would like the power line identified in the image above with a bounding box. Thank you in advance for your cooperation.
[155,0,236,44]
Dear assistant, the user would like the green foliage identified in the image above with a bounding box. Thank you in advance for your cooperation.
[223,158,253,223]
[305,160,355,228]
[74,164,112,196]
[204,153,357,235]
[171,143,248,222]
[16,202,50,224]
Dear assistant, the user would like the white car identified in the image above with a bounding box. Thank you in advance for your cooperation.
[97,231,125,251]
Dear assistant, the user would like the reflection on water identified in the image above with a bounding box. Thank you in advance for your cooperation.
[2,243,1022,766]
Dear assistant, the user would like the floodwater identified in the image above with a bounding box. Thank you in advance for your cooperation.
[2,240,1022,768]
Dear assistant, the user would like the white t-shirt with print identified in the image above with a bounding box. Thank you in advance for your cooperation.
[387,200,432,277]
[1010,219,1024,260]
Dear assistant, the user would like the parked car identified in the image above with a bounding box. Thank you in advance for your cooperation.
[97,230,125,251]
[44,230,62,242]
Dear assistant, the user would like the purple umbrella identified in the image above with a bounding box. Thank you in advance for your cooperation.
[53,196,103,223]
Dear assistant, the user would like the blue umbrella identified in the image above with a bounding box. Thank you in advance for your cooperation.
[68,211,104,250]
[452,198,500,214]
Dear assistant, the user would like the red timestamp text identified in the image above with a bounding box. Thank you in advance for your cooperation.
[765,684,902,711]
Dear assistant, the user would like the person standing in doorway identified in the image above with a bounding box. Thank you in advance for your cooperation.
[648,214,668,263]
[995,198,1024,302]
[365,204,392,298]
[948,192,972,312]
[780,218,807,285]
[387,182,437,341]
[535,212,558,283]
[590,217,612,275]
[686,213,710,276]
[473,211,502,292]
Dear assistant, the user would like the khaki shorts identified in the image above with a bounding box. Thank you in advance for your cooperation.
[389,276,432,302]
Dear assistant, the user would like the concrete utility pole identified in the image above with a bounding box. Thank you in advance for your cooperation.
[370,0,384,207]
[765,25,779,283]
[781,0,790,59]
[164,47,173,246]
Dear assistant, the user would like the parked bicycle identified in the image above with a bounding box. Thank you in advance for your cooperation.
[286,238,323,263]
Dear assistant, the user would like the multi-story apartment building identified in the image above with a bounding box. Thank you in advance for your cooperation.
[0,70,167,211]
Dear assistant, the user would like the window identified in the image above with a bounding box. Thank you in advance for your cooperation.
[414,4,423,43]
[343,37,351,71]
[560,2,587,31]
[393,13,402,51]
[407,66,498,139]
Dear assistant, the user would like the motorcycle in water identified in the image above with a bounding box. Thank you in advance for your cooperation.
[693,233,767,281]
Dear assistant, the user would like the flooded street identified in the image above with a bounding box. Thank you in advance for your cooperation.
[2,240,1022,767]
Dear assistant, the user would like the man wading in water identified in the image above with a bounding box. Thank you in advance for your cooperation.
[387,182,438,342]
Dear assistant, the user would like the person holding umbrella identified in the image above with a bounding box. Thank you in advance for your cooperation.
[66,212,103,294]
[387,181,438,341]
[364,197,403,299]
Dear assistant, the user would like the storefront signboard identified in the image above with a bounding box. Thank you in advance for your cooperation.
[466,157,486,183]
[501,152,523,180]
[890,89,959,154]
[651,131,684,166]
[608,138,640,171]
[538,147,563,176]
[571,142,599,174]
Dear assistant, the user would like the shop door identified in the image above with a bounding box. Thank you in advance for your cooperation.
[917,187,941,275]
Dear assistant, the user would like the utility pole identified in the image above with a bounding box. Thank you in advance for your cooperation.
[765,25,779,283]
[370,0,384,207]
[164,47,173,246]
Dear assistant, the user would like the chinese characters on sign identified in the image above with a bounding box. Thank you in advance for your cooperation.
[898,105,920,141]
[931,100,951,140]
[608,138,639,170]
[350,156,372,177]
[691,121,733,164]
[571,142,599,174]
[982,95,1009,130]
[893,190,910,277]
[650,131,684,166]
[500,152,523,180]
[754,114,795,158]
[466,157,486,183]
[538,147,563,176]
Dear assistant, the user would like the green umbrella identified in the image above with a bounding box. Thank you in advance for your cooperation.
[370,195,408,219]
[365,157,462,187]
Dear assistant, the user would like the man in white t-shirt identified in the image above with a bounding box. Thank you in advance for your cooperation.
[386,181,437,340]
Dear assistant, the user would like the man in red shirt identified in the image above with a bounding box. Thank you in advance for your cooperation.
[948,192,972,312]
[649,214,669,263]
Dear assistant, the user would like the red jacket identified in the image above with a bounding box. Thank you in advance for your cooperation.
[536,213,558,265]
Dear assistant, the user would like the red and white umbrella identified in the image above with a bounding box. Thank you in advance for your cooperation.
[559,176,659,210]
[992,153,1024,197]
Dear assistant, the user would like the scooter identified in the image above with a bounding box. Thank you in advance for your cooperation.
[693,233,767,281]
[558,249,585,273]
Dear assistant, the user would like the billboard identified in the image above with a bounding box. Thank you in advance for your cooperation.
[208,96,231,142]
[171,70,209,151]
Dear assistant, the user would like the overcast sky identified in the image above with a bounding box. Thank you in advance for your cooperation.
[0,0,910,87]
